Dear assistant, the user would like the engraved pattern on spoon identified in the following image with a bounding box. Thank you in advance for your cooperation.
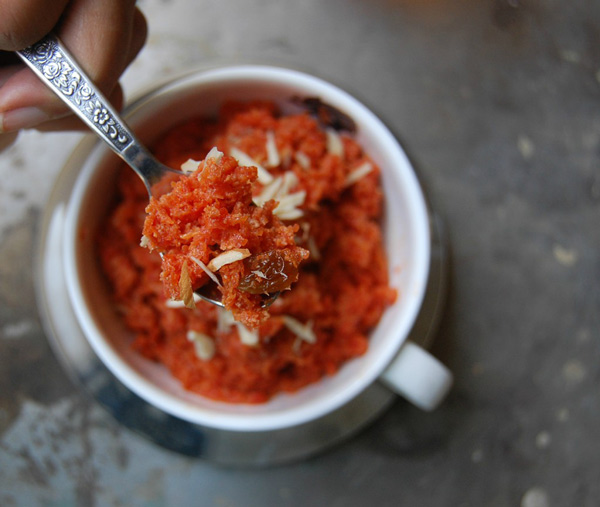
[19,35,130,150]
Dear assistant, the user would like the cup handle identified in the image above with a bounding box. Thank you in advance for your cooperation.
[379,340,453,411]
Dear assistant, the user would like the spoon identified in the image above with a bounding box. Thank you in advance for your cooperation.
[17,34,278,309]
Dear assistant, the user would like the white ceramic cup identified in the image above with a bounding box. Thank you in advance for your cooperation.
[63,65,452,432]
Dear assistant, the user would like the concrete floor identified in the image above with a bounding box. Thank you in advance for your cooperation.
[1,0,599,505]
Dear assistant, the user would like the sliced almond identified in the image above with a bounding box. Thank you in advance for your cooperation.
[345,161,374,186]
[207,248,251,272]
[217,308,236,333]
[265,131,280,167]
[276,190,306,209]
[230,146,273,184]
[181,158,201,174]
[276,171,299,198]
[187,330,216,361]
[274,208,304,221]
[282,315,316,344]
[140,235,150,248]
[189,255,222,287]
[295,151,311,170]
[235,322,259,346]
[326,128,344,158]
[253,176,283,206]
[179,261,196,309]
[205,146,224,162]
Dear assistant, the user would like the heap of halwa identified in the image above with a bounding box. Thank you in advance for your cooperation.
[98,101,396,404]
[142,150,309,329]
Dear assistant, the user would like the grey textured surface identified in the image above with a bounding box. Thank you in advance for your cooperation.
[1,0,599,505]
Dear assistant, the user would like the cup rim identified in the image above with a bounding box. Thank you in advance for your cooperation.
[62,64,431,431]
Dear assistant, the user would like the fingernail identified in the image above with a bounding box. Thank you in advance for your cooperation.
[0,107,50,133]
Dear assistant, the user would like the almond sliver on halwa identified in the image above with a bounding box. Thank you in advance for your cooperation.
[326,128,344,158]
[274,190,306,220]
[235,322,259,346]
[140,235,150,248]
[190,255,222,287]
[181,148,223,175]
[295,151,311,170]
[207,248,251,272]
[187,330,216,360]
[282,315,316,344]
[253,171,299,207]
[265,131,280,167]
[253,177,283,206]
[274,207,304,221]
[181,158,201,174]
[345,161,374,186]
[205,147,224,162]
[179,261,196,309]
[254,172,305,220]
[276,190,306,211]
[229,146,274,184]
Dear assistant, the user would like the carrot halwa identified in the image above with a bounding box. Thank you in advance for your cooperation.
[98,101,397,404]
[142,151,309,328]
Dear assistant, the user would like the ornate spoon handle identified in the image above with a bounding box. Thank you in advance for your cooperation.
[17,34,173,188]
[17,34,232,309]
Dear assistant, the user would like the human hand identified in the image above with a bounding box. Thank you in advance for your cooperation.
[0,0,147,133]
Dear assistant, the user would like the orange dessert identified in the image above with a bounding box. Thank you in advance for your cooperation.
[142,151,309,328]
[98,101,397,404]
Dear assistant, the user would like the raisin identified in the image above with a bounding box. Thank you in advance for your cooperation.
[238,251,299,294]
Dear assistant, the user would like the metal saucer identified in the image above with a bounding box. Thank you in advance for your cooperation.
[34,135,447,467]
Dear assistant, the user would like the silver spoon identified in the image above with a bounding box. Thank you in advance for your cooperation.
[17,34,278,309]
